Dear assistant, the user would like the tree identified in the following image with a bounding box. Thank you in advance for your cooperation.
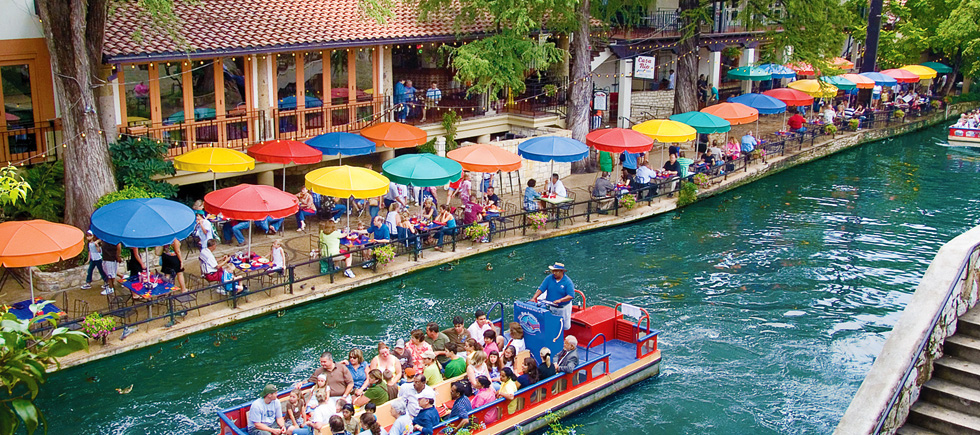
[0,302,88,434]
[0,165,30,210]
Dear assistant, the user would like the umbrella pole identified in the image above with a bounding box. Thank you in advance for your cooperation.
[347,198,351,229]
[28,266,34,300]
[213,172,217,191]
[283,164,287,191]
[247,223,253,257]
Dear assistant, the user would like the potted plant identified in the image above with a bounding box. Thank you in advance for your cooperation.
[619,193,637,210]
[373,244,396,267]
[463,224,489,242]
[81,312,116,345]
[848,119,860,131]
[824,124,838,137]
[692,173,710,189]
[931,100,942,110]
[894,109,906,121]
[527,212,548,230]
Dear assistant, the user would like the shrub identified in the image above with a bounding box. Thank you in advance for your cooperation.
[109,136,177,198]
[893,109,906,119]
[94,185,159,209]
[848,119,860,130]
[931,100,942,109]
[677,181,698,206]
[463,224,489,241]
[81,312,116,342]
[3,161,64,222]
[417,138,437,154]
[692,173,710,188]
[527,212,548,230]
[619,193,636,210]
[824,124,838,135]
[373,244,396,265]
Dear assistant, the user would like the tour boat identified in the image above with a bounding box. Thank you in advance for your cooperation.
[217,295,662,434]
[948,125,980,147]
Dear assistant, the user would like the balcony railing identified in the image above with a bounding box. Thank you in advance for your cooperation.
[0,120,61,164]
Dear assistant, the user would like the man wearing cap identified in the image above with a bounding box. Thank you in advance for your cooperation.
[307,351,354,398]
[392,339,414,378]
[247,384,306,435]
[420,350,444,386]
[531,262,575,330]
[412,388,440,435]
[397,374,435,418]
[388,399,414,435]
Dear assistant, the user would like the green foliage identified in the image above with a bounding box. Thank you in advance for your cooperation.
[0,165,30,208]
[108,136,177,199]
[372,244,396,265]
[94,185,160,210]
[848,118,861,130]
[619,193,636,210]
[0,301,88,435]
[894,109,906,119]
[824,124,838,135]
[443,35,565,99]
[80,312,116,341]
[442,110,461,151]
[676,181,698,206]
[867,0,980,78]
[517,412,581,435]
[417,139,437,154]
[463,224,489,241]
[744,0,854,71]
[3,162,64,222]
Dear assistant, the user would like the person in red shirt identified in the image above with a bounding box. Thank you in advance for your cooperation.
[787,110,807,133]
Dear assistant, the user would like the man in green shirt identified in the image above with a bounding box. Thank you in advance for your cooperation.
[421,350,444,386]
[424,322,451,366]
[442,342,467,379]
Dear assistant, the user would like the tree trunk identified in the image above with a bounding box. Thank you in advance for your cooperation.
[942,53,962,96]
[568,0,593,173]
[673,0,701,114]
[36,0,116,230]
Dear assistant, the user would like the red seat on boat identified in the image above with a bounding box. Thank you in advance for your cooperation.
[570,305,618,348]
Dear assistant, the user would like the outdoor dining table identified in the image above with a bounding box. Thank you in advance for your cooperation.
[230,253,272,273]
[6,298,64,322]
[121,275,176,318]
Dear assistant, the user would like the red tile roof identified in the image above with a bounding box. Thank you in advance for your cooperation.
[104,0,486,61]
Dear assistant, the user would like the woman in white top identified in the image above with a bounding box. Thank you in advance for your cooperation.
[467,350,490,387]
[269,239,286,272]
[384,203,401,235]
[368,342,402,386]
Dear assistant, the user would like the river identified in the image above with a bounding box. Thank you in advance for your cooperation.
[38,125,980,434]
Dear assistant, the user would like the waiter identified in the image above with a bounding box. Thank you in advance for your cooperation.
[531,262,575,330]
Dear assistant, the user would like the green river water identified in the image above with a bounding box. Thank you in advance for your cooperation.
[38,125,980,434]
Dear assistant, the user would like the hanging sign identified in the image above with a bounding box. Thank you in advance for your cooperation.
[634,56,657,79]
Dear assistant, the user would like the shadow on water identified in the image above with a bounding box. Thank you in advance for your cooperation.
[38,125,980,434]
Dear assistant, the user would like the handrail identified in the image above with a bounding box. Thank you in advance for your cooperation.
[574,289,587,310]
[585,333,607,360]
[486,301,505,331]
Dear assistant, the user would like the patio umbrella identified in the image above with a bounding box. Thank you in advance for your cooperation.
[382,154,464,187]
[788,80,839,98]
[584,128,656,153]
[701,102,759,125]
[174,147,256,190]
[758,63,797,79]
[447,144,523,172]
[668,112,731,134]
[728,93,787,115]
[840,74,876,89]
[306,166,390,198]
[0,220,84,300]
[763,88,815,107]
[786,62,816,76]
[204,184,299,253]
[920,62,952,74]
[819,76,857,91]
[166,107,217,123]
[831,57,855,69]
[90,198,196,248]
[726,66,772,81]
[517,136,590,177]
[632,120,698,162]
[278,95,323,110]
[360,122,427,148]
[247,140,323,190]
[305,132,376,165]
[859,72,899,86]
[900,65,938,80]
[881,69,921,84]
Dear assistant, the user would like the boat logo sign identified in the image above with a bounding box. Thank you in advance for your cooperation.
[518,312,541,335]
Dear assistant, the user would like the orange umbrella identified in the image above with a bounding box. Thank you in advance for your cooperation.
[840,74,876,89]
[701,102,759,125]
[360,122,427,148]
[831,57,855,69]
[0,220,84,299]
[786,61,816,75]
[447,144,522,173]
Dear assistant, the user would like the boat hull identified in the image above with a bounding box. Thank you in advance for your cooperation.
[948,127,980,147]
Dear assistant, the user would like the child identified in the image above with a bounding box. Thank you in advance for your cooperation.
[269,239,286,273]
[285,388,308,431]
[306,374,330,414]
[220,263,244,295]
[482,329,499,355]
[341,403,359,434]
[487,350,502,383]
[81,231,108,290]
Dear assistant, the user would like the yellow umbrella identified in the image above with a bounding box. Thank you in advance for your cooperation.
[174,147,255,189]
[900,65,937,80]
[631,119,697,143]
[787,80,839,98]
[305,165,390,199]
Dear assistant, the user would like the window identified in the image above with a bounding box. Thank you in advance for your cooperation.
[222,57,247,115]
[330,50,350,126]
[191,61,216,121]
[124,64,151,125]
[158,63,185,124]
[277,55,298,110]
[355,48,375,121]
[1,64,36,153]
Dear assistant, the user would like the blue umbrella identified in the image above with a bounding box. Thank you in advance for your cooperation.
[729,93,788,114]
[758,63,797,79]
[90,198,196,248]
[278,95,324,110]
[517,137,589,163]
[305,132,376,164]
[859,72,898,86]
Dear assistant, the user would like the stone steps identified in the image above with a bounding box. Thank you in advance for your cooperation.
[959,308,980,340]
[934,356,980,391]
[907,402,980,435]
[920,378,980,417]
[947,335,980,363]
[897,424,944,435]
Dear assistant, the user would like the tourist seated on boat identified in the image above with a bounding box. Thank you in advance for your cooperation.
[555,336,580,374]
[482,329,501,355]
[247,384,309,435]
[413,389,440,435]
[592,172,616,212]
[516,357,540,389]
[449,380,473,430]
[388,399,413,435]
[425,322,451,366]
[398,374,435,418]
[442,342,467,379]
[359,412,383,435]
[467,310,494,343]
[467,350,490,387]
[464,338,483,363]
[407,329,433,373]
[501,345,518,369]
[368,342,401,386]
[321,415,346,435]
[538,347,556,379]
[340,403,358,433]
[284,388,307,433]
[421,350,443,386]
[392,339,413,377]
[433,204,457,251]
[469,376,498,423]
[307,351,354,399]
[523,179,542,211]
[487,350,502,384]
[497,367,519,414]
[383,370,400,400]
[506,322,525,353]
[305,374,330,414]
[354,369,389,407]
[341,349,367,396]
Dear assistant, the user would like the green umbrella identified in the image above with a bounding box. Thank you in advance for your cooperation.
[726,66,772,81]
[819,75,857,91]
[920,61,952,74]
[668,111,731,134]
[381,153,463,187]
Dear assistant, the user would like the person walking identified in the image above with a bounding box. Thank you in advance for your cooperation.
[81,230,108,290]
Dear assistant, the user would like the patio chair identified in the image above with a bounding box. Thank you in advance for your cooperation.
[171,291,201,317]
[106,291,138,325]
[557,191,577,224]
[66,299,90,331]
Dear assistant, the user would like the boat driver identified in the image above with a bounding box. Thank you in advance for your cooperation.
[531,262,575,330]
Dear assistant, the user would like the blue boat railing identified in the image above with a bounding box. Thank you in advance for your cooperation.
[585,333,607,360]
[486,301,505,331]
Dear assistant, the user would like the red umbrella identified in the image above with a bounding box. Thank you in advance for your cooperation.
[881,69,921,84]
[701,102,759,125]
[247,140,323,190]
[204,184,299,253]
[360,122,427,148]
[786,61,816,75]
[763,88,815,107]
[585,128,655,153]
[447,144,522,173]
